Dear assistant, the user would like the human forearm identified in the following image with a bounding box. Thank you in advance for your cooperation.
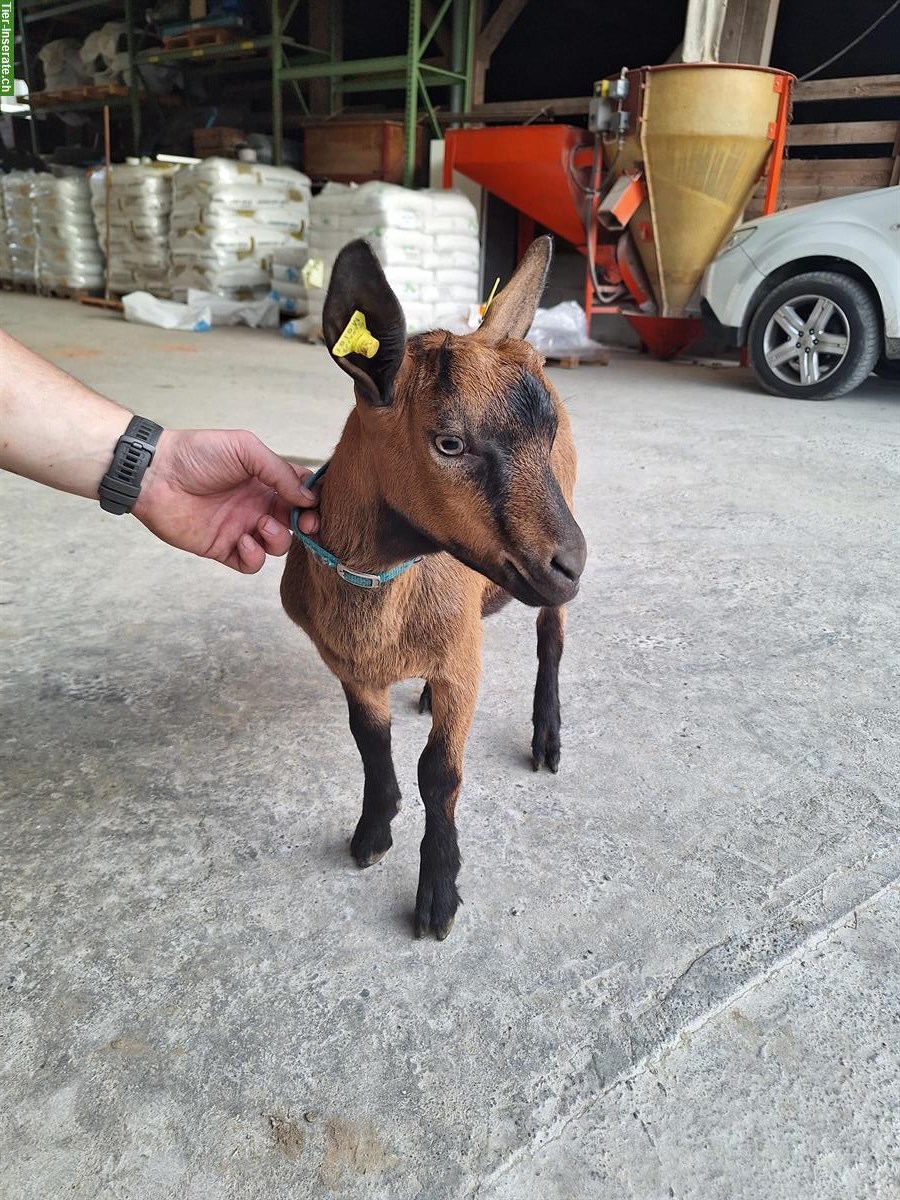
[0,329,131,498]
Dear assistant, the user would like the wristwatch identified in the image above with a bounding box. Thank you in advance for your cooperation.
[98,415,164,515]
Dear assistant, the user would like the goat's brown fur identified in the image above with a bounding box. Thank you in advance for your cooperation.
[281,237,585,939]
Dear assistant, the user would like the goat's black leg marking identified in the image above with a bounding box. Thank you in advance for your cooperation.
[415,676,478,940]
[343,684,401,868]
[418,680,432,714]
[532,606,565,772]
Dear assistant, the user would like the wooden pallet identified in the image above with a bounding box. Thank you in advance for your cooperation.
[28,84,129,106]
[162,25,238,51]
[548,352,610,369]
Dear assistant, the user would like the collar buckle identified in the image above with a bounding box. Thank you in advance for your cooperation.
[336,563,382,589]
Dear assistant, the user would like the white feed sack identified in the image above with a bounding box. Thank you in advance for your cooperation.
[89,162,179,296]
[1,172,40,287]
[38,39,92,91]
[169,158,310,301]
[303,182,481,333]
[32,175,104,292]
[0,185,12,284]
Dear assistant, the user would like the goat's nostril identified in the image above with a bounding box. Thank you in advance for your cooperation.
[551,553,579,582]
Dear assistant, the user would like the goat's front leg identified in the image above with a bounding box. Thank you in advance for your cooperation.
[415,672,478,940]
[343,683,401,868]
[532,605,566,772]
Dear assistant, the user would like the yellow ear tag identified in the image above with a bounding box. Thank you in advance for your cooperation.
[332,310,380,359]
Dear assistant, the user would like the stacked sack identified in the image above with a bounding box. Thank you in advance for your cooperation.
[301,181,480,333]
[0,183,12,285]
[1,172,40,287]
[32,174,104,293]
[38,39,92,91]
[169,159,310,300]
[89,161,179,296]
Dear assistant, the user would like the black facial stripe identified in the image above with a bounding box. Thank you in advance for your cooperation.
[505,372,558,443]
[436,336,455,397]
[472,441,512,534]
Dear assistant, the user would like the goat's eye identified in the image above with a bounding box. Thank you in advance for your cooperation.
[435,435,465,457]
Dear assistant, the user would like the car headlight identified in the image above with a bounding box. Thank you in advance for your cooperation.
[717,227,757,256]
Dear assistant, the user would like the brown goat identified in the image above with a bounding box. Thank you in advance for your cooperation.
[281,236,586,939]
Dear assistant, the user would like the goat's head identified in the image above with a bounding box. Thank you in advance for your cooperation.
[322,236,586,607]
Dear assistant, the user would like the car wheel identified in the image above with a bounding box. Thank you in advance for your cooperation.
[747,271,881,400]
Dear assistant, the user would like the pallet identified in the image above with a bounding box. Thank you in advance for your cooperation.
[28,84,129,107]
[162,26,238,51]
[548,352,610,369]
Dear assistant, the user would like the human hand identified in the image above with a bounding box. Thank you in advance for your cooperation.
[132,428,320,573]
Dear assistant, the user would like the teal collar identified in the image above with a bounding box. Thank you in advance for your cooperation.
[289,462,422,591]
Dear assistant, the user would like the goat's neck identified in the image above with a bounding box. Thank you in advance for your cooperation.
[316,414,437,574]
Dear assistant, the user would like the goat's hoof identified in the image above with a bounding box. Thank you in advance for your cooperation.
[531,726,561,773]
[351,826,393,869]
[414,879,460,940]
[418,681,432,715]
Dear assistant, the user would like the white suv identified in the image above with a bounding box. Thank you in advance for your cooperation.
[701,187,900,399]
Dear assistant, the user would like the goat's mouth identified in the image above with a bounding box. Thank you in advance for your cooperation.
[501,558,581,607]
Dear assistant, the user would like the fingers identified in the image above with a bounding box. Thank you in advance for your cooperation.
[235,533,266,574]
[271,493,319,536]
[256,514,292,556]
[236,432,319,509]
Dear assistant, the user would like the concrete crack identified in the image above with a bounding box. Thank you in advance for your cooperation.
[474,870,900,1198]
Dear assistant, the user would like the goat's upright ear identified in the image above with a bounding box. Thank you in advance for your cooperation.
[474,235,552,345]
[323,239,407,406]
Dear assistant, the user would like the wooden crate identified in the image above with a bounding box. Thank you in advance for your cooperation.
[303,121,427,184]
[192,127,246,158]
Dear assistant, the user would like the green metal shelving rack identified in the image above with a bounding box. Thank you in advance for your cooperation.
[14,0,475,186]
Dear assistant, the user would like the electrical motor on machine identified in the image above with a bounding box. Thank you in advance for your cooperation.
[588,75,631,136]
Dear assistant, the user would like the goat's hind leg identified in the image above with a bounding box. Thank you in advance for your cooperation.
[343,683,402,868]
[532,606,566,773]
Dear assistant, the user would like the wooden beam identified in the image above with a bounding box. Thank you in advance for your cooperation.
[793,74,900,102]
[443,95,590,120]
[788,120,899,146]
[718,0,781,66]
[476,0,528,59]
[308,0,342,116]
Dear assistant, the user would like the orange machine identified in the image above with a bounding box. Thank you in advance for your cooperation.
[444,63,793,359]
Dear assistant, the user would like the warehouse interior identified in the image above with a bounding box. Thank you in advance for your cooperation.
[2,1,900,1197]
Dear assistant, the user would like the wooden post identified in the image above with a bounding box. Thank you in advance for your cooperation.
[717,0,781,66]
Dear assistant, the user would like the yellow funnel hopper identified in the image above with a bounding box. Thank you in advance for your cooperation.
[608,64,789,317]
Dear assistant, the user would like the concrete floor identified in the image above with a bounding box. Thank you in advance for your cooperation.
[1,294,899,1200]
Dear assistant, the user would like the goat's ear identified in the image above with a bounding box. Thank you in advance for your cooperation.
[323,239,407,406]
[474,235,552,344]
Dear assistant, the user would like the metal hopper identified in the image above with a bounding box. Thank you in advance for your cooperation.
[608,63,790,317]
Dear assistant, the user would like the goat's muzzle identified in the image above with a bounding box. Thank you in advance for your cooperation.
[503,522,587,607]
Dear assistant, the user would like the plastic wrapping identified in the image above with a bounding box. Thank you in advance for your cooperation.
[170,158,310,300]
[2,172,39,286]
[0,185,12,284]
[123,289,278,331]
[80,22,127,85]
[38,39,92,90]
[89,162,179,295]
[302,183,481,333]
[525,301,607,359]
[32,174,104,291]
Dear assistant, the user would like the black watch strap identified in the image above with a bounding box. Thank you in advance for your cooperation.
[98,415,164,515]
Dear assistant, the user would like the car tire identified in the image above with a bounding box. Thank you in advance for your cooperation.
[747,271,881,400]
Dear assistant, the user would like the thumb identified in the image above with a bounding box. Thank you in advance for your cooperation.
[235,432,318,507]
